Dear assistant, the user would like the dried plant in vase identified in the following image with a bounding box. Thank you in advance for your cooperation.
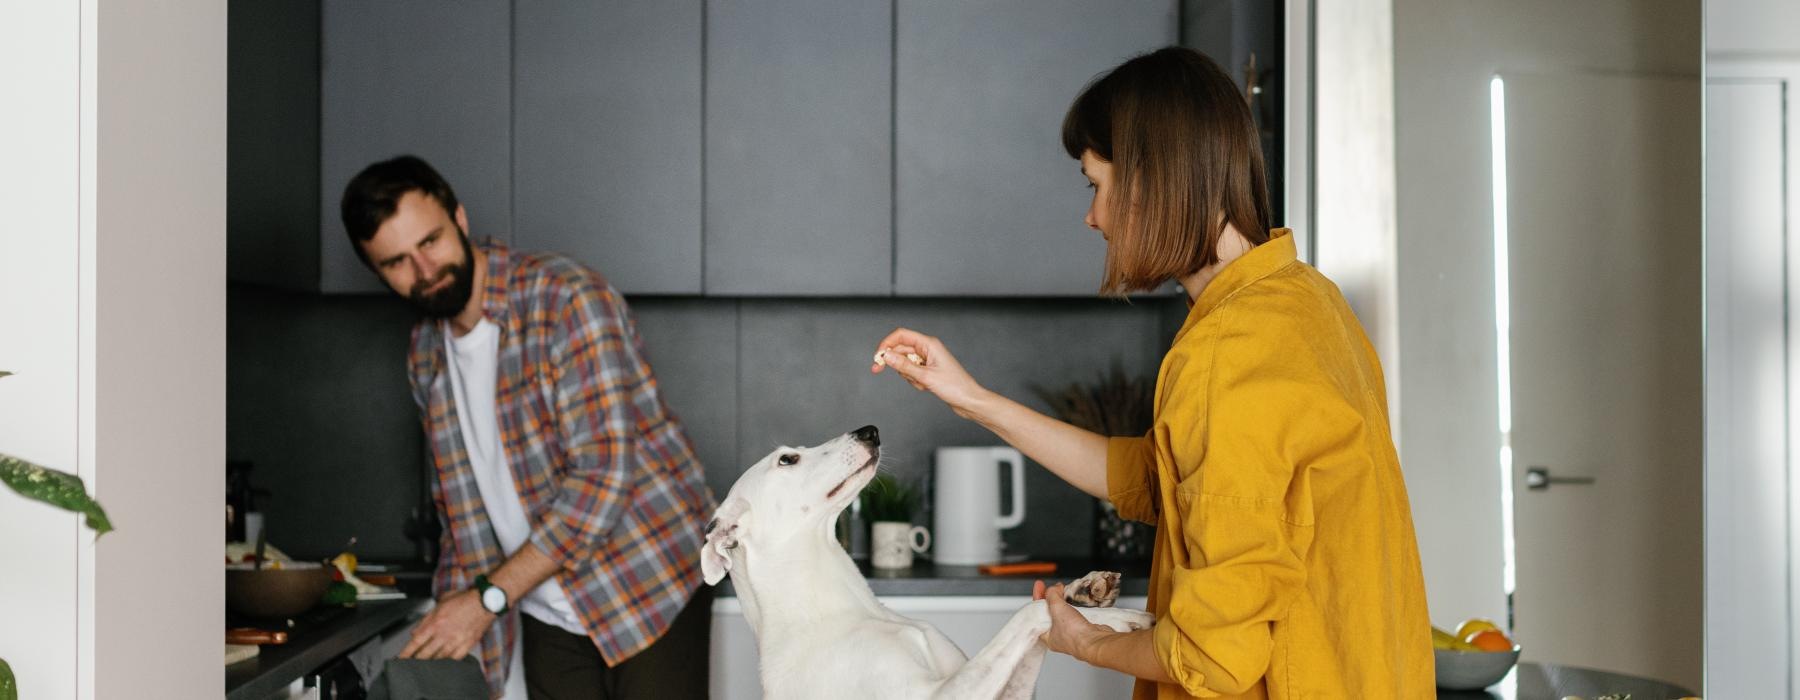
[1031,360,1155,564]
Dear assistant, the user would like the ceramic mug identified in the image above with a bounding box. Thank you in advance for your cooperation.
[871,521,931,569]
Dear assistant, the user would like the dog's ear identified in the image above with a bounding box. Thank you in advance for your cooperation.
[701,497,750,585]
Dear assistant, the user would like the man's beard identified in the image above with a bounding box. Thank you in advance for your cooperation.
[409,233,476,319]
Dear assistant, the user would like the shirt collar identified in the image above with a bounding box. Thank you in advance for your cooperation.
[475,238,512,325]
[1178,228,1297,336]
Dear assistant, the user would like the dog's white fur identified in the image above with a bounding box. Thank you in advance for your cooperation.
[701,428,1155,699]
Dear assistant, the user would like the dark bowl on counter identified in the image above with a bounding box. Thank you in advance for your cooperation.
[226,562,333,619]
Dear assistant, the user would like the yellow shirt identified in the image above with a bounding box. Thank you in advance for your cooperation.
[1107,230,1434,699]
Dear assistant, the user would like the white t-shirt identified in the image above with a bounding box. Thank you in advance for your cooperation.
[444,318,587,636]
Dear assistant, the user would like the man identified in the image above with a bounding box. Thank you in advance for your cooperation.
[341,155,715,699]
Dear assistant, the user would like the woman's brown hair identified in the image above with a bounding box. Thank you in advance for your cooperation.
[1062,47,1272,295]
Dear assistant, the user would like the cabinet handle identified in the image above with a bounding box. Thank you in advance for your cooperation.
[1525,466,1596,490]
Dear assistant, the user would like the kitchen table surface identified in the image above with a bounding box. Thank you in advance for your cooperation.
[1438,662,1696,699]
[712,557,1152,597]
[226,598,428,700]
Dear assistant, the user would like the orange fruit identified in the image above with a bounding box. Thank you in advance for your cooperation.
[1469,629,1513,652]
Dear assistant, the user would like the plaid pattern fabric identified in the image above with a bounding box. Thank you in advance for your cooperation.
[407,240,715,697]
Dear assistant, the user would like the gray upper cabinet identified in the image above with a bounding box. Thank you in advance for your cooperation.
[231,0,1219,297]
[229,0,511,294]
[704,1,892,296]
[228,0,323,291]
[895,0,1177,296]
[319,0,513,294]
[514,2,704,295]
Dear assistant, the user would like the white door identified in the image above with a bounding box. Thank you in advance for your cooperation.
[1501,72,1703,689]
[1703,66,1799,700]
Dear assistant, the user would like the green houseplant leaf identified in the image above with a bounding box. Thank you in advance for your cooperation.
[0,454,113,536]
[2,373,114,700]
[0,372,111,536]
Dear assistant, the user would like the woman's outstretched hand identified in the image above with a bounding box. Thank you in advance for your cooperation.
[870,327,989,419]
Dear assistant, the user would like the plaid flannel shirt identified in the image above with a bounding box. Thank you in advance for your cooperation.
[407,240,714,696]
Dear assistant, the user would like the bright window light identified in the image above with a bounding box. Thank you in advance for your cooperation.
[1490,75,1517,598]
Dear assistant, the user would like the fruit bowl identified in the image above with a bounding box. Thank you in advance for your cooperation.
[1434,646,1521,690]
[226,562,333,619]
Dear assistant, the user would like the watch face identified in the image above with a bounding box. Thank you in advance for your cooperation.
[481,586,505,612]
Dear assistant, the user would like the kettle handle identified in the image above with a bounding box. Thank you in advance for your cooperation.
[994,447,1026,529]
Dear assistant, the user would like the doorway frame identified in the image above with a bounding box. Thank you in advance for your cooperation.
[1704,56,1800,698]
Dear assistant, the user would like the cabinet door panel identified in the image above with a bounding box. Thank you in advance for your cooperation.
[895,0,1175,295]
[705,0,892,295]
[515,1,704,294]
[320,0,511,293]
[710,596,1149,699]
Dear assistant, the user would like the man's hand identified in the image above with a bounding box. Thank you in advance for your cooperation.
[1033,580,1115,663]
[399,589,495,660]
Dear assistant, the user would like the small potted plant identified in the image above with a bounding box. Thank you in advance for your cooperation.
[859,473,929,570]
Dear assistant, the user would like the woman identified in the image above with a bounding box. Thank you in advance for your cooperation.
[871,47,1433,699]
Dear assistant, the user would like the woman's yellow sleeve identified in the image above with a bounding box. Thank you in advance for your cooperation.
[1106,435,1158,523]
[1151,319,1311,697]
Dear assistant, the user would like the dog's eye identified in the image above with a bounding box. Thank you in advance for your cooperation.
[777,453,800,467]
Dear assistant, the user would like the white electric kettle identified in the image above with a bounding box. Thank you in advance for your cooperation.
[931,446,1026,565]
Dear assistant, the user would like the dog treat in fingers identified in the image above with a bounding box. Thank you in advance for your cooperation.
[873,349,925,367]
[1063,571,1123,608]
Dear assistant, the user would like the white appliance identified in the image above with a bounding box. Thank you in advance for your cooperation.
[931,446,1026,565]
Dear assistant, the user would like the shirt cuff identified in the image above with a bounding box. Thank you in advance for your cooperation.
[529,514,598,572]
[1106,436,1157,523]
[1153,615,1248,698]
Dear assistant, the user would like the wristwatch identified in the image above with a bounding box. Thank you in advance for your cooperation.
[474,574,509,615]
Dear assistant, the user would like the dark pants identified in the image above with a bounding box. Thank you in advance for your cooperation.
[520,585,713,700]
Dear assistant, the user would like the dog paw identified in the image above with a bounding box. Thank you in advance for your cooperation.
[1063,571,1121,608]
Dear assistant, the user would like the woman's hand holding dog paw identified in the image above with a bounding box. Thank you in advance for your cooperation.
[1034,580,1113,664]
[871,328,991,419]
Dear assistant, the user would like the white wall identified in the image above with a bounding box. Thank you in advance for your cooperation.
[1390,0,1699,630]
[0,1,86,697]
[1708,0,1800,56]
[91,0,227,697]
[0,1,225,698]
[1314,0,1400,419]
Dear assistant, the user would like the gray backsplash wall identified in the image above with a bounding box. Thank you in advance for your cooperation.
[228,285,426,561]
[229,287,1186,562]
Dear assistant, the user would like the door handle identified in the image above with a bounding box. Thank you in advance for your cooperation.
[1525,466,1596,490]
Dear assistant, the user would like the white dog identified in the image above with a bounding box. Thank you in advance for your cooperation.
[701,425,1155,699]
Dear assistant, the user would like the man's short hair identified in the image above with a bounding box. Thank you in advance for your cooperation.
[340,155,462,261]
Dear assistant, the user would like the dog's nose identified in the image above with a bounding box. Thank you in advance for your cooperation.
[851,425,880,447]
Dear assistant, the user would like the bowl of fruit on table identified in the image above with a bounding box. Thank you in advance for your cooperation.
[1432,618,1520,690]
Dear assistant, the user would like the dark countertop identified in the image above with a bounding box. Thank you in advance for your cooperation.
[1439,662,1697,700]
[226,598,429,700]
[713,557,1152,597]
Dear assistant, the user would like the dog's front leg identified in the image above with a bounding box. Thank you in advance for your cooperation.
[929,600,1051,700]
[995,639,1048,700]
